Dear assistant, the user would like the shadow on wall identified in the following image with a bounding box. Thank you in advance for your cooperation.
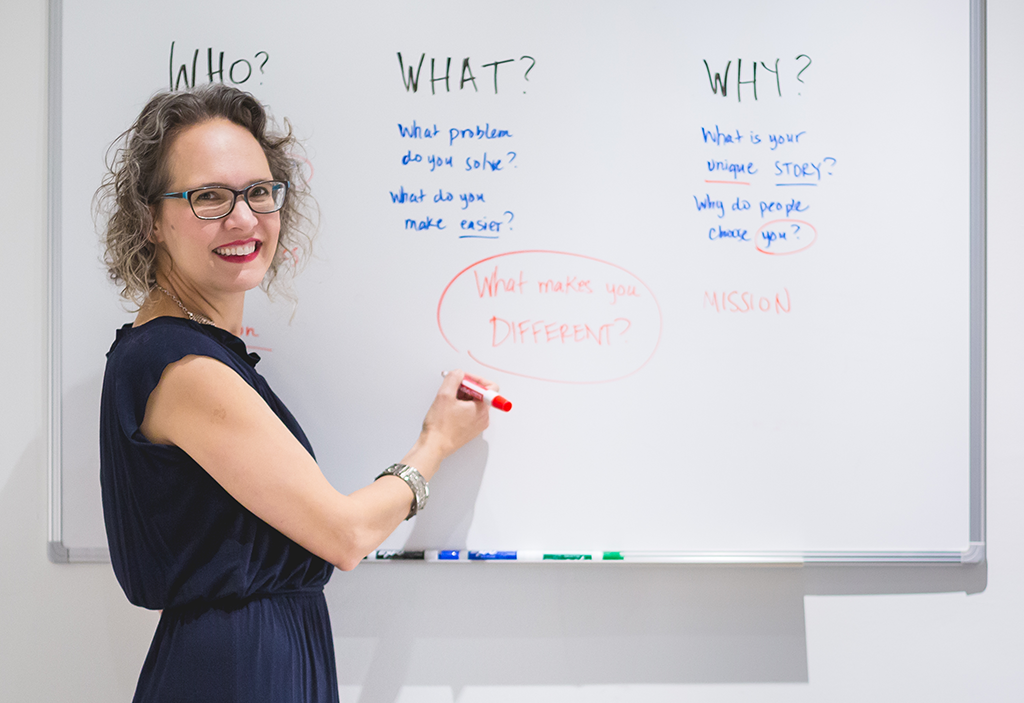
[402,437,488,551]
[327,561,809,701]
[327,536,984,703]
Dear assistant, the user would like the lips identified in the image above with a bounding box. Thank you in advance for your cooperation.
[213,239,262,263]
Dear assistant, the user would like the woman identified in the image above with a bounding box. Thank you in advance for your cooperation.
[97,83,493,702]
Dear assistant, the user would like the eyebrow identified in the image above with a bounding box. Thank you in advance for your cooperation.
[177,178,274,191]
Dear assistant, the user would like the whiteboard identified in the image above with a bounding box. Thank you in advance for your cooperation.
[48,0,986,563]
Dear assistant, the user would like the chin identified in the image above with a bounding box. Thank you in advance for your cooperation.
[240,268,272,292]
[235,248,276,291]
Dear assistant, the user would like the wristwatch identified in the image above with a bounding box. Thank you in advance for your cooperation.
[376,463,429,520]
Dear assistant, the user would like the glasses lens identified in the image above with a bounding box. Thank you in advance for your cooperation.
[246,181,287,214]
[189,188,234,218]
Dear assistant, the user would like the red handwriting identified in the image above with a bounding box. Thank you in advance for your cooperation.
[703,289,791,314]
[436,250,663,384]
[537,276,593,294]
[474,266,528,297]
[490,316,631,346]
[237,325,270,351]
[607,283,640,305]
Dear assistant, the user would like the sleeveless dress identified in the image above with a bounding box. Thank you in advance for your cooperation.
[99,317,338,703]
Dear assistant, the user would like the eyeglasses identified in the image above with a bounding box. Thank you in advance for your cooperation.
[160,180,289,220]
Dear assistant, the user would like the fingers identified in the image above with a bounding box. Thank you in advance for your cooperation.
[440,369,465,395]
[445,369,499,393]
[422,370,495,459]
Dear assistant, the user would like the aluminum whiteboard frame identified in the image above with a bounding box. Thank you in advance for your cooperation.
[46,0,987,566]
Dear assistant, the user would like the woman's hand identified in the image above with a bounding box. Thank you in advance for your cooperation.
[402,370,496,480]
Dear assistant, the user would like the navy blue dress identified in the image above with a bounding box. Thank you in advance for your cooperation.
[99,317,338,703]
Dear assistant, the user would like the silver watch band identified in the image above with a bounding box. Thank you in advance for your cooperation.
[376,463,429,520]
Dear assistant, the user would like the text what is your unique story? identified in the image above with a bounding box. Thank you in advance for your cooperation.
[695,124,835,256]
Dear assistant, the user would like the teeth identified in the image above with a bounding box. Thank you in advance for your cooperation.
[215,242,258,257]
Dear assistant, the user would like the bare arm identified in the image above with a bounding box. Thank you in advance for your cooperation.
[140,357,491,570]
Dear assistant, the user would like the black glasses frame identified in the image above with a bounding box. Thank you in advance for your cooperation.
[160,180,290,220]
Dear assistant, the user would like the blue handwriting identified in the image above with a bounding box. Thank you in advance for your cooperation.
[768,132,806,150]
[405,217,445,231]
[449,123,513,146]
[693,194,726,219]
[707,159,757,179]
[759,198,809,218]
[709,225,749,241]
[461,216,509,233]
[465,153,505,172]
[389,186,427,204]
[774,160,825,180]
[701,125,744,145]
[397,121,440,139]
[401,151,455,171]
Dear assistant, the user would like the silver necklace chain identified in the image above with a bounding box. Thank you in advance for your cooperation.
[154,285,215,326]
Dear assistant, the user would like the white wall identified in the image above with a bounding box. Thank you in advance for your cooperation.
[2,1,1022,701]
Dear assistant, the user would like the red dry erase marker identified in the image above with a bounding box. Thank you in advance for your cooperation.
[443,372,512,412]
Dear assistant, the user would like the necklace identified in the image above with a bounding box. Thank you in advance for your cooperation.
[154,285,215,326]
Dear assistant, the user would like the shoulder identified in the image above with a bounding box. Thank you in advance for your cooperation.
[110,317,225,360]
[138,351,264,446]
[107,317,252,379]
[104,318,257,417]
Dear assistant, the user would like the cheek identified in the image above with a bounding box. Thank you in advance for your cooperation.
[265,217,282,249]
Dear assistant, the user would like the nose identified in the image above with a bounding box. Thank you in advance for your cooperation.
[223,193,259,229]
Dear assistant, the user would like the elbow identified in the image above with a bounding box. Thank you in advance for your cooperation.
[334,554,364,572]
[330,544,367,571]
[329,525,377,572]
[324,495,399,571]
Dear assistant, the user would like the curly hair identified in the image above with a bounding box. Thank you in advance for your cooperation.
[96,83,317,306]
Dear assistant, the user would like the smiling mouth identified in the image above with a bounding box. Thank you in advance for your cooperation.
[214,241,260,257]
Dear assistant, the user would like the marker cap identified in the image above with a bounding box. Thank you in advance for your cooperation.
[491,395,513,412]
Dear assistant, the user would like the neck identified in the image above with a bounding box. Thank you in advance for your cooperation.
[147,274,247,335]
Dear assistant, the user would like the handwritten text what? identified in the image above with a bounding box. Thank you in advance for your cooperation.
[398,53,536,94]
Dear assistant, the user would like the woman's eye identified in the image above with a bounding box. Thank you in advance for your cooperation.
[249,186,270,199]
[194,190,222,202]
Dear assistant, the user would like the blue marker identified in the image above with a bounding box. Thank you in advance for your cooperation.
[468,551,518,561]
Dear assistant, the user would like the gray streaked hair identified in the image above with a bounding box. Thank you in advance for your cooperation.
[96,83,317,306]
